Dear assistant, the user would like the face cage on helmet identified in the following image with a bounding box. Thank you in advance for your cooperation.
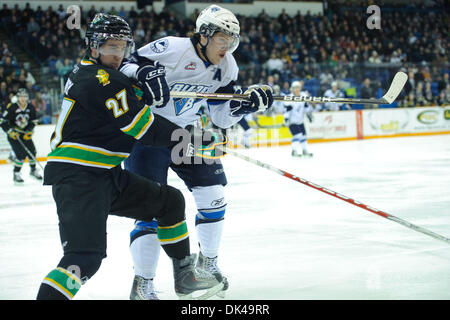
[89,33,135,58]
[200,24,240,53]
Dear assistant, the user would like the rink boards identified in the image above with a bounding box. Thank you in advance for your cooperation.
[0,106,449,163]
[233,106,450,148]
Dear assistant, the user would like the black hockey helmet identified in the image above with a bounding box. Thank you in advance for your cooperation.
[85,13,134,58]
[17,88,29,98]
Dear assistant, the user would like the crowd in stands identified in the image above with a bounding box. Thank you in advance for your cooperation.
[0,1,448,119]
[0,38,52,124]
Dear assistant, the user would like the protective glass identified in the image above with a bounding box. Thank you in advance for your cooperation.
[98,43,129,57]
[210,33,239,53]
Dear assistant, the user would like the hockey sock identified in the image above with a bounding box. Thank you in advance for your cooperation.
[157,220,190,260]
[129,220,161,279]
[301,140,309,153]
[196,216,224,258]
[37,267,82,300]
[192,185,226,258]
[292,140,301,152]
[13,161,23,172]
[36,252,102,300]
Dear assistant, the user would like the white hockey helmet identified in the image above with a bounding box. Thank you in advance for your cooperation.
[290,80,303,92]
[196,5,240,53]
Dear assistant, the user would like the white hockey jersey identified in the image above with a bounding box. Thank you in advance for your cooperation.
[283,91,313,125]
[121,36,241,128]
[322,89,344,111]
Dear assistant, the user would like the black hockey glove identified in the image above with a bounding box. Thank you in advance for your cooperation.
[185,125,227,159]
[230,85,274,117]
[136,61,170,108]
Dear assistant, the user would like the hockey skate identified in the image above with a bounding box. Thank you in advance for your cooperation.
[196,252,229,298]
[173,253,224,300]
[291,150,303,157]
[302,150,313,158]
[13,172,24,185]
[129,275,159,300]
[30,169,43,180]
[291,150,313,158]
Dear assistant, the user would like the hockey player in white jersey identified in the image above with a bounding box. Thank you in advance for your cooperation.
[120,5,273,299]
[322,81,347,111]
[283,80,314,157]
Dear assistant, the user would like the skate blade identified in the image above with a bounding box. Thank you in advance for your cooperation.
[177,282,224,300]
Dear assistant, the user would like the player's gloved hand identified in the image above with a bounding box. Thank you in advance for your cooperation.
[230,85,274,117]
[306,111,314,123]
[136,61,170,108]
[7,129,19,140]
[185,125,227,159]
[23,130,33,140]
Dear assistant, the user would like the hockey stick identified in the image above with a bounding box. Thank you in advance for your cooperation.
[171,71,408,105]
[217,145,450,245]
[16,135,44,171]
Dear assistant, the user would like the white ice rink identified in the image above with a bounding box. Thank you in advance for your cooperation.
[1,134,449,300]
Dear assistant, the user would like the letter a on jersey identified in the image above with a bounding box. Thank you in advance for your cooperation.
[213,68,222,81]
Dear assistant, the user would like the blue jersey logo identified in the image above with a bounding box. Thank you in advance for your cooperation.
[171,83,212,116]
[150,39,169,53]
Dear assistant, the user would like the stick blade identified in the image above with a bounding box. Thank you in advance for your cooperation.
[381,71,408,104]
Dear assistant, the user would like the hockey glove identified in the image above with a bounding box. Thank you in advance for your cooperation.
[230,85,274,117]
[136,61,170,108]
[185,126,227,159]
[7,129,19,140]
[22,130,33,140]
[306,111,314,123]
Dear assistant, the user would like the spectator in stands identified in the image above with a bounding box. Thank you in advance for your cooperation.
[26,17,40,34]
[400,92,416,108]
[415,81,426,106]
[0,81,9,106]
[32,91,48,124]
[438,73,449,93]
[265,51,284,75]
[1,56,18,78]
[0,65,4,84]
[1,41,11,58]
[56,58,72,79]
[437,90,449,106]
[424,81,434,106]
[360,78,378,109]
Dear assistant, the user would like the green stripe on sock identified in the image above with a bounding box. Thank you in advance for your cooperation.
[43,268,81,299]
[157,221,189,244]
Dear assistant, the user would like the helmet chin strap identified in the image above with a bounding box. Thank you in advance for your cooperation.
[196,33,214,65]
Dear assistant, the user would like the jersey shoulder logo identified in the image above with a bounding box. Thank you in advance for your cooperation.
[150,39,169,53]
[185,62,196,70]
[96,69,110,86]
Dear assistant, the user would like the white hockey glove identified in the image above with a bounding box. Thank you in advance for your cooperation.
[230,85,274,117]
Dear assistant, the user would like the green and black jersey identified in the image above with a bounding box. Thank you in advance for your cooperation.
[1,101,37,138]
[45,58,180,185]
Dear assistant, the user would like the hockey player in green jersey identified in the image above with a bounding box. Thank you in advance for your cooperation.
[36,13,223,300]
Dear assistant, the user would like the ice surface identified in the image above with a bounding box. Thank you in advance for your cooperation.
[1,135,449,300]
